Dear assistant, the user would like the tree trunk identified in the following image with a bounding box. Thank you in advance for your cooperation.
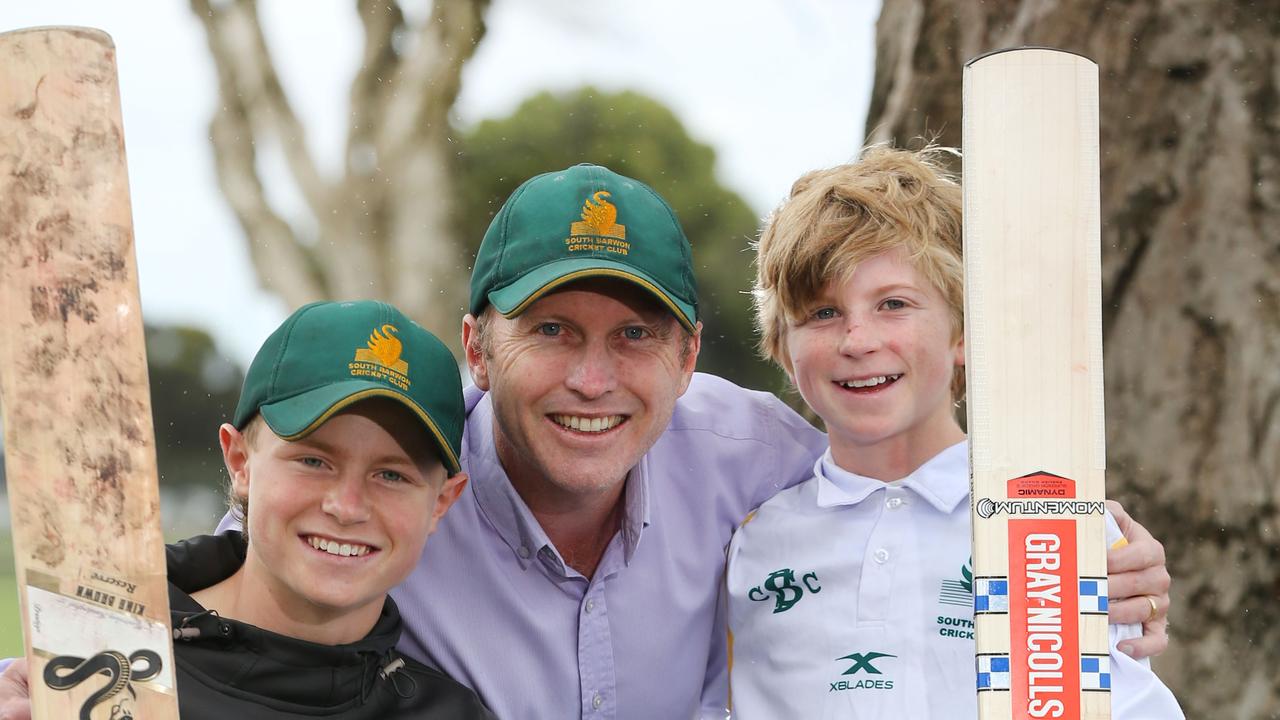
[866,2,1280,718]
[190,0,488,351]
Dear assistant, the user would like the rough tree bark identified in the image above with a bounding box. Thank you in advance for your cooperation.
[865,2,1280,718]
[190,0,489,348]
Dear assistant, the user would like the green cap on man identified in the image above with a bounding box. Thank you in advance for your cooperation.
[470,164,699,330]
[233,300,464,474]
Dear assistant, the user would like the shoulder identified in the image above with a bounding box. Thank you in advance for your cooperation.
[394,653,496,719]
[668,372,820,443]
[727,477,823,559]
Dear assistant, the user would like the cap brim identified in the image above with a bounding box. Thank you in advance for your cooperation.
[258,380,461,474]
[487,258,697,330]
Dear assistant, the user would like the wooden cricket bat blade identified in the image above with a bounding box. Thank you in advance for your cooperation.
[0,26,180,720]
[963,47,1110,720]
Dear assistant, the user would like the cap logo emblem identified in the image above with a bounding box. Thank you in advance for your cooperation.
[567,191,630,256]
[349,324,410,390]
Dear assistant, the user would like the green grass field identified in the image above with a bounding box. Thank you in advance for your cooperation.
[0,534,21,658]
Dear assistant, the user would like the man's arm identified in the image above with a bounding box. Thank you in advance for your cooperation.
[0,659,30,720]
[1105,500,1171,659]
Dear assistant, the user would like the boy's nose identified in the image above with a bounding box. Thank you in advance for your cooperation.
[322,474,371,524]
[839,319,882,356]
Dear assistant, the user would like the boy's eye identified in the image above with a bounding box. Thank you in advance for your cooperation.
[813,307,837,320]
[377,470,407,484]
[536,322,562,337]
[299,456,325,468]
[880,298,908,311]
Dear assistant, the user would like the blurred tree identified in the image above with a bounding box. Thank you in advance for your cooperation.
[145,325,245,490]
[190,0,489,349]
[866,2,1279,717]
[453,88,782,390]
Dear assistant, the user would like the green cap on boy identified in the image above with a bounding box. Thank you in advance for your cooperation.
[233,300,464,474]
[470,163,699,330]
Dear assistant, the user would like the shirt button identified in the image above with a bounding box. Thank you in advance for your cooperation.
[517,546,531,559]
[585,599,596,613]
[874,548,890,563]
[886,496,904,509]
[592,693,603,709]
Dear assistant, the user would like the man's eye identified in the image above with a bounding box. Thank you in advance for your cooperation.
[299,457,325,468]
[378,470,406,484]
[813,307,837,320]
[537,323,562,336]
[622,326,648,340]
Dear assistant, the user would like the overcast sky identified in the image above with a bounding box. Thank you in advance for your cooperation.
[1,1,879,367]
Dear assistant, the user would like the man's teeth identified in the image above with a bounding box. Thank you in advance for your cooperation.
[839,374,901,389]
[308,536,371,557]
[552,414,625,433]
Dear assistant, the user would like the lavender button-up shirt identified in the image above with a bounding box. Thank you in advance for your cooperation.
[392,372,826,720]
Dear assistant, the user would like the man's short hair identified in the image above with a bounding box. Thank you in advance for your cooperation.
[753,144,966,397]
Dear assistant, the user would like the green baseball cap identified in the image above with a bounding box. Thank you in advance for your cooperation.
[233,301,463,474]
[470,163,699,330]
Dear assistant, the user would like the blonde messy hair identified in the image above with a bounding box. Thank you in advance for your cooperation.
[753,144,966,398]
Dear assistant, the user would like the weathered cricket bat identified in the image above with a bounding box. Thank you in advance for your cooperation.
[963,48,1110,719]
[0,27,179,720]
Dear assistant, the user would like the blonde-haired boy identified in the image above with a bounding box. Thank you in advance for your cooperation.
[725,146,1183,718]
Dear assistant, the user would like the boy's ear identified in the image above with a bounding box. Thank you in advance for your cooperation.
[427,472,468,534]
[461,315,490,391]
[952,333,966,367]
[219,423,251,500]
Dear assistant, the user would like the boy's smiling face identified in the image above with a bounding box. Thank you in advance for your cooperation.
[786,247,965,478]
[225,398,465,640]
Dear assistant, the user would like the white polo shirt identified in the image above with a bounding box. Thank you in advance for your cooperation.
[725,441,1183,719]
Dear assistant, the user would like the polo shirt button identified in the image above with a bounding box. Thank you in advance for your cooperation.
[874,548,890,563]
[592,692,603,709]
[517,546,531,559]
[886,496,903,509]
[585,599,596,613]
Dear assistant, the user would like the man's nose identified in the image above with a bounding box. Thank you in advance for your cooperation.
[564,340,618,399]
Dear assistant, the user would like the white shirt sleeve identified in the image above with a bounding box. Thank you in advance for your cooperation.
[1105,511,1184,719]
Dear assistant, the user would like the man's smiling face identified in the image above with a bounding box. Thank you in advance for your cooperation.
[465,279,701,504]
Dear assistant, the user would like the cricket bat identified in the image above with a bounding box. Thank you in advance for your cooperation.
[0,27,179,720]
[963,48,1110,719]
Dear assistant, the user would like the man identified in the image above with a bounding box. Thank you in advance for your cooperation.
[386,163,1171,719]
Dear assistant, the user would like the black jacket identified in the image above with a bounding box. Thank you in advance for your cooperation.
[167,533,494,719]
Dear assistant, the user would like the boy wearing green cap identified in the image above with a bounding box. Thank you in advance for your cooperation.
[0,300,494,719]
[170,300,493,719]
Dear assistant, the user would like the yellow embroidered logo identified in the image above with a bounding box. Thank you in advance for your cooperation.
[349,324,410,390]
[567,191,630,256]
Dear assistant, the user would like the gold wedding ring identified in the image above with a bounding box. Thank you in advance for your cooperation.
[1145,595,1159,623]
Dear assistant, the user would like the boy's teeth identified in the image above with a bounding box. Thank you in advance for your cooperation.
[552,414,624,433]
[308,536,371,557]
[840,374,901,389]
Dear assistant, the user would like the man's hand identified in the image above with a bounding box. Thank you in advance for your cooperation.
[0,658,31,720]
[1105,499,1171,659]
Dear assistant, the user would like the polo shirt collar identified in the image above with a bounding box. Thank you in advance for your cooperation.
[462,386,651,573]
[814,440,969,513]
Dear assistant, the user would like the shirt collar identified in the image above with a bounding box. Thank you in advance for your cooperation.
[814,440,969,513]
[462,386,652,573]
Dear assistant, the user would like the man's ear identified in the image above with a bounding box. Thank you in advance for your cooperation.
[461,314,490,391]
[427,472,468,534]
[675,321,703,396]
[219,423,251,501]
